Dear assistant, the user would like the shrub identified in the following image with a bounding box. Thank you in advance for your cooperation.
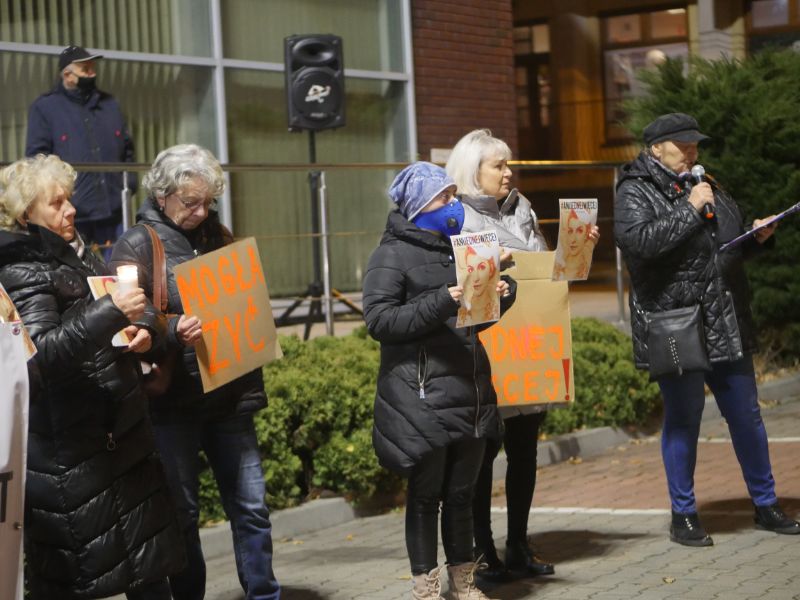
[624,50,800,359]
[197,319,660,522]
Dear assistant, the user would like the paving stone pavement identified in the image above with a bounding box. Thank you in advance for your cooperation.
[199,387,800,599]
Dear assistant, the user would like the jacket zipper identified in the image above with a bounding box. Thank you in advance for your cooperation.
[418,346,428,399]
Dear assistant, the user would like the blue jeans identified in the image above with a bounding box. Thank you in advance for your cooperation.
[657,355,777,514]
[153,413,280,600]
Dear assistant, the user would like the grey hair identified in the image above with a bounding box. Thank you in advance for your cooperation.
[445,129,512,197]
[142,144,225,200]
[0,155,76,232]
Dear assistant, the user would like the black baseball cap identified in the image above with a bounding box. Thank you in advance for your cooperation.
[643,112,710,146]
[58,45,103,71]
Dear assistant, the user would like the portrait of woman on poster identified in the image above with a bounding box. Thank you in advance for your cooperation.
[553,209,596,281]
[456,244,500,327]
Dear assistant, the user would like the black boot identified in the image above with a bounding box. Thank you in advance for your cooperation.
[473,542,510,583]
[754,503,800,534]
[504,540,555,576]
[670,511,713,547]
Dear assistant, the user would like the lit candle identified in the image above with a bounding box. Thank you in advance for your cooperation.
[116,265,139,293]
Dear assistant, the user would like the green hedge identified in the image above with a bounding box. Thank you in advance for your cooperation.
[198,318,661,522]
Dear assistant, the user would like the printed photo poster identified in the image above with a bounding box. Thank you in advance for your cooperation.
[450,230,501,328]
[552,199,598,281]
[0,282,36,359]
[87,276,134,347]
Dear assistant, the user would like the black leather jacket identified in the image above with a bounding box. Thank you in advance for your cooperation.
[363,211,516,475]
[615,152,767,368]
[0,226,183,597]
[109,200,267,422]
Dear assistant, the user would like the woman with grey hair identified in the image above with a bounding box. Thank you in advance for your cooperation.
[446,129,599,582]
[110,144,281,600]
[0,154,183,599]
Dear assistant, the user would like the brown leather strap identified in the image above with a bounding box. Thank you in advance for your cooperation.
[143,224,168,313]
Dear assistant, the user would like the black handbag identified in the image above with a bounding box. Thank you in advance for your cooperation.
[639,247,716,379]
[644,304,711,378]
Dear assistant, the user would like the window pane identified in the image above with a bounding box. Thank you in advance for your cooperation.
[532,24,550,54]
[752,0,789,28]
[225,70,409,295]
[0,0,212,55]
[606,14,642,44]
[222,0,405,72]
[513,26,532,55]
[0,53,216,164]
[650,9,687,39]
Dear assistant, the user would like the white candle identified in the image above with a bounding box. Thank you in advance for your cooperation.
[116,265,139,293]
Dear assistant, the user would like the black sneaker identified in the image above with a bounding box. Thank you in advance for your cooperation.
[754,503,800,535]
[669,511,713,547]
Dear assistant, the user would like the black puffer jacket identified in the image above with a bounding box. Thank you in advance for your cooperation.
[0,226,184,598]
[615,152,767,369]
[109,200,266,422]
[363,211,516,475]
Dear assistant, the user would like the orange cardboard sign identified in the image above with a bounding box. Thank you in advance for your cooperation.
[173,237,281,393]
[479,252,573,407]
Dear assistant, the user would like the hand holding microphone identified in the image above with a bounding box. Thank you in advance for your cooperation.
[690,164,715,220]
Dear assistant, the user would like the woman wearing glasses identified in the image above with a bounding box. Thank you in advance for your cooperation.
[110,144,280,600]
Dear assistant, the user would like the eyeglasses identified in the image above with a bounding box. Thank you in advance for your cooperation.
[171,193,217,212]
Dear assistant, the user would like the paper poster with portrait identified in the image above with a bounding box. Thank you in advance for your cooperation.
[87,276,134,347]
[450,230,501,328]
[552,199,598,282]
[0,282,36,360]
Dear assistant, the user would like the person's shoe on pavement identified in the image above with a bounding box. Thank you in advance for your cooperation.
[504,539,555,576]
[473,543,510,583]
[670,511,714,547]
[446,560,498,600]
[754,503,800,535]
[412,565,445,600]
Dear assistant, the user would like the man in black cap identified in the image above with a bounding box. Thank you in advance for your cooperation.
[614,113,798,547]
[26,45,136,256]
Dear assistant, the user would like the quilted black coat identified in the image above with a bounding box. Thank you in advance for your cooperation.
[109,200,266,423]
[363,211,516,475]
[0,226,184,598]
[615,152,767,369]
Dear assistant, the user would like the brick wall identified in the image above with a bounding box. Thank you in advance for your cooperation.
[412,0,518,160]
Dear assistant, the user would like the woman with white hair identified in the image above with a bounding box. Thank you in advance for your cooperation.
[0,154,183,599]
[110,144,280,600]
[446,129,599,582]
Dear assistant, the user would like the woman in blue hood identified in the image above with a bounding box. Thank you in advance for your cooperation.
[363,162,516,599]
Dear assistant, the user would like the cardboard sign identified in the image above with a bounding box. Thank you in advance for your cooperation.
[479,252,573,407]
[173,238,281,393]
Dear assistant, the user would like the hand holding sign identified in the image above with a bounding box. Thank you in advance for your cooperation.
[177,315,203,347]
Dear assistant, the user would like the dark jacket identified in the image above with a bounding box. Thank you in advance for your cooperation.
[109,200,267,422]
[614,152,766,369]
[26,83,136,222]
[0,226,183,598]
[363,211,516,475]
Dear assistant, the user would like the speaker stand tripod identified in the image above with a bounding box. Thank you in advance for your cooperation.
[275,130,363,340]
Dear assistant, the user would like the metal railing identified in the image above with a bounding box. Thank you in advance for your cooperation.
[0,159,630,332]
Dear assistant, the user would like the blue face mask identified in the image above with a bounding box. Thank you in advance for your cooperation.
[412,199,465,237]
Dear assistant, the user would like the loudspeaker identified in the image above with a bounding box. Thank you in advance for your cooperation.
[284,34,346,132]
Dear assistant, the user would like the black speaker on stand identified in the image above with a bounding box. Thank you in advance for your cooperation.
[277,34,360,339]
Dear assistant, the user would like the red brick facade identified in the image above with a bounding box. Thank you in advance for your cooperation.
[412,0,518,159]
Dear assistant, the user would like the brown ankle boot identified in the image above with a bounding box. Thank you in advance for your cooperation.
[445,560,498,600]
[412,565,445,599]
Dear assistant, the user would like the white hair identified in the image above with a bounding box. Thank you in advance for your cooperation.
[0,155,76,232]
[142,144,225,200]
[445,129,512,197]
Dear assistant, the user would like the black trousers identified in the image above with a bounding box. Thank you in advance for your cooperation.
[405,437,486,575]
[473,412,546,549]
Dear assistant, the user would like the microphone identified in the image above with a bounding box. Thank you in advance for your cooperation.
[691,164,715,220]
